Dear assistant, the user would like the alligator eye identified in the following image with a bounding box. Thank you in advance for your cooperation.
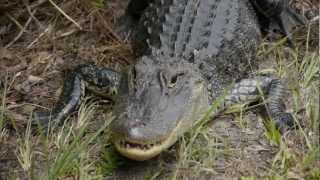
[168,72,185,88]
[170,75,178,85]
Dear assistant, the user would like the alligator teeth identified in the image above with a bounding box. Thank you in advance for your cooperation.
[118,140,165,150]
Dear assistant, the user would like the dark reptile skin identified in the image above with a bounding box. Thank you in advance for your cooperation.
[131,0,261,100]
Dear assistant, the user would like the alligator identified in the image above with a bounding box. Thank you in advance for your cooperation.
[34,0,305,161]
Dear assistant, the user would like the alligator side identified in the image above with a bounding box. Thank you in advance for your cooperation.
[34,0,304,161]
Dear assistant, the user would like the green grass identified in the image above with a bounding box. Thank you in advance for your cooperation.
[0,77,7,142]
[0,73,11,140]
[98,146,125,176]
[43,100,112,180]
[13,99,114,179]
[0,72,19,142]
[16,114,34,179]
[171,89,228,179]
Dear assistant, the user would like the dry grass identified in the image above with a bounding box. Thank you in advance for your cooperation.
[0,0,319,179]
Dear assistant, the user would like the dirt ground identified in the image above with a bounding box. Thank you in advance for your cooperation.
[0,0,319,179]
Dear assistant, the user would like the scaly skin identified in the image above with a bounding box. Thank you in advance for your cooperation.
[34,0,303,160]
[112,0,262,161]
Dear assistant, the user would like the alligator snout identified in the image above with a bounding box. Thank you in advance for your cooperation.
[112,114,167,144]
[110,114,171,161]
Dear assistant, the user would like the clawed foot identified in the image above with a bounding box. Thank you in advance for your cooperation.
[273,112,295,134]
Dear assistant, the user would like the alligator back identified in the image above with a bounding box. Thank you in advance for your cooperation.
[133,0,261,97]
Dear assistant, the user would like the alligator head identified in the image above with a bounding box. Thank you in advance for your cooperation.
[110,56,210,161]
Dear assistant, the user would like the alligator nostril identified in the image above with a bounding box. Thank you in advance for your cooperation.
[129,119,146,128]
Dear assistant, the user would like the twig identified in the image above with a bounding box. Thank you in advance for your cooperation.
[5,13,24,30]
[48,0,82,30]
[1,0,47,19]
[53,28,78,40]
[27,24,52,49]
[23,0,43,29]
[96,12,122,42]
[5,9,36,48]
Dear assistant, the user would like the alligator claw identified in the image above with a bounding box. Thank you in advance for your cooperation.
[277,5,307,42]
[251,0,307,43]
[273,112,295,133]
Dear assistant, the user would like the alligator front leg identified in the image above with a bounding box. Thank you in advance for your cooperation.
[33,64,121,130]
[250,0,306,38]
[115,0,151,39]
[220,76,294,133]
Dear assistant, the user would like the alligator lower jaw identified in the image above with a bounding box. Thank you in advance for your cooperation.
[113,121,183,161]
[114,141,164,161]
[113,135,179,161]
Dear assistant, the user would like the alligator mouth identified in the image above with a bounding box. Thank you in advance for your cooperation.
[113,120,183,161]
[113,136,175,161]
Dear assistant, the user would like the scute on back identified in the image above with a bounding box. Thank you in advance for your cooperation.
[132,0,261,98]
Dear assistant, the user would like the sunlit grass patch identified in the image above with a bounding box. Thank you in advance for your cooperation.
[42,99,112,180]
[14,98,114,179]
[172,91,229,178]
[16,115,34,179]
[0,72,19,140]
